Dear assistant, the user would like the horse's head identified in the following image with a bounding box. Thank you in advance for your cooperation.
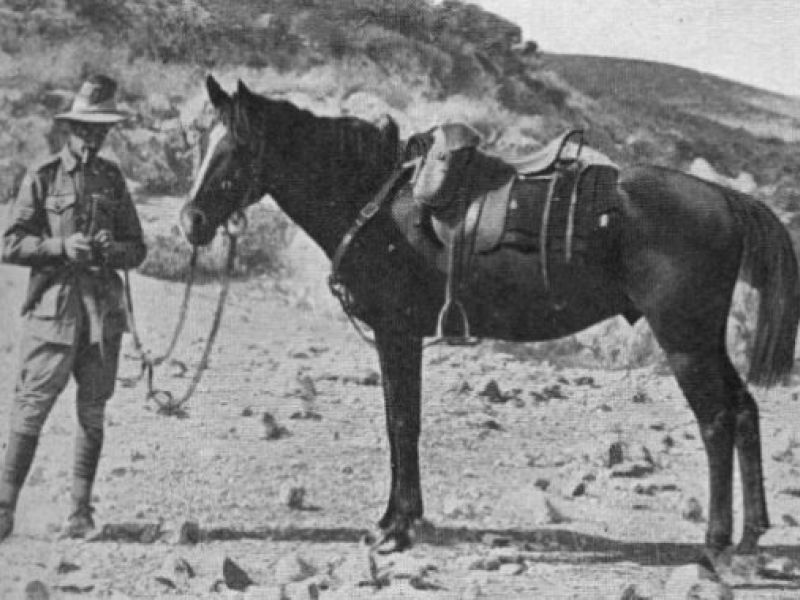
[180,75,296,246]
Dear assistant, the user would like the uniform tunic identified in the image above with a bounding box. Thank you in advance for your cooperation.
[2,146,146,435]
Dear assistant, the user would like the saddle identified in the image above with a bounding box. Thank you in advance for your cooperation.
[409,123,621,341]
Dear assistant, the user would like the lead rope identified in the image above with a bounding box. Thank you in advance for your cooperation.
[122,231,237,416]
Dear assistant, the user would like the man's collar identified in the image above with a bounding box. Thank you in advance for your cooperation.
[59,145,80,173]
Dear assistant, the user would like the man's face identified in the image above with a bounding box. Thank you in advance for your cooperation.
[66,121,112,161]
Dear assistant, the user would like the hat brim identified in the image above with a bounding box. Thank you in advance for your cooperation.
[55,110,130,123]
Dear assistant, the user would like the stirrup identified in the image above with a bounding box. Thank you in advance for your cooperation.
[434,299,480,346]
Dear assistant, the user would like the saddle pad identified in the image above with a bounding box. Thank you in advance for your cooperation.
[476,164,620,260]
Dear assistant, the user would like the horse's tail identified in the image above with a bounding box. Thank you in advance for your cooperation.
[730,192,800,385]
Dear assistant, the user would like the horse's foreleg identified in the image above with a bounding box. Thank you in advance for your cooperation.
[374,324,423,551]
[666,351,736,555]
[722,362,769,553]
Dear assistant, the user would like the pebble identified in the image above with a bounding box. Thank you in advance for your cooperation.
[223,557,255,591]
[178,520,201,544]
[681,497,705,522]
[280,484,307,510]
[23,581,50,600]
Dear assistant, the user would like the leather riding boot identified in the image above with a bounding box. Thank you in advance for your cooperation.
[0,432,40,542]
[65,425,103,538]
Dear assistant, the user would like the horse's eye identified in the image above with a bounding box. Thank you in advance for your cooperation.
[221,180,232,191]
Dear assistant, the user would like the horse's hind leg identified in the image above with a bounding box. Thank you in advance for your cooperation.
[721,360,769,553]
[664,348,737,555]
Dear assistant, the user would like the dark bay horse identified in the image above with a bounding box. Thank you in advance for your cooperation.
[180,76,800,562]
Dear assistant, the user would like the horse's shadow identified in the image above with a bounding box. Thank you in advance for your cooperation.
[93,521,800,570]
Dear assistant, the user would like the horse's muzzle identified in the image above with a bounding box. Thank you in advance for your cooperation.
[179,205,212,246]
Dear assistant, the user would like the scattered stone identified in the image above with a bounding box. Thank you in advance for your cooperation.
[573,376,597,387]
[664,563,732,599]
[682,497,705,522]
[618,582,656,599]
[280,484,307,510]
[662,435,675,450]
[782,514,799,527]
[54,559,80,575]
[241,407,254,417]
[262,412,290,440]
[478,379,509,403]
[534,478,550,491]
[631,390,651,403]
[223,557,255,591]
[608,442,625,467]
[634,483,679,496]
[498,562,524,576]
[54,570,96,594]
[23,581,50,600]
[275,554,317,584]
[611,463,655,478]
[178,520,201,544]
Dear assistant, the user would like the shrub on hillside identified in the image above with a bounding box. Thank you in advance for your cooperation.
[137,202,293,281]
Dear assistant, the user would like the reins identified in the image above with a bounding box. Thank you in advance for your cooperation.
[121,230,238,416]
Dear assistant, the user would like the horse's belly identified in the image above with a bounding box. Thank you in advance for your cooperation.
[459,248,626,341]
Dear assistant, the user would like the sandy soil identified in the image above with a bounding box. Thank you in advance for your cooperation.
[0,200,799,599]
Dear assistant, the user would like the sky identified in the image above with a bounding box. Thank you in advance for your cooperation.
[468,0,800,97]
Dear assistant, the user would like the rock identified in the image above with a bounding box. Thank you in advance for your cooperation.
[223,557,255,591]
[178,520,201,544]
[498,562,524,576]
[618,582,657,599]
[478,379,508,403]
[280,484,307,510]
[274,554,317,584]
[23,581,50,600]
[608,441,625,467]
[681,497,705,523]
[262,413,290,440]
[664,564,732,599]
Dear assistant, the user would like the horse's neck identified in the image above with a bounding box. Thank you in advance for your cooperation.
[271,120,390,259]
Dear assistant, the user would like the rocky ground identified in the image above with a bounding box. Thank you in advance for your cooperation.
[1,200,800,599]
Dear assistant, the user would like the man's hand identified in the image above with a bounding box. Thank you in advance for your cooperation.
[93,229,113,254]
[63,232,92,263]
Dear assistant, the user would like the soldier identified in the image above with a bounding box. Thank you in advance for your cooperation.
[0,75,146,541]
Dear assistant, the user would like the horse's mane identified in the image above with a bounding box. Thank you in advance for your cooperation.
[234,90,400,186]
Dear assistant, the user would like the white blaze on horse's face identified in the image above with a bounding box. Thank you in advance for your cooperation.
[189,122,229,201]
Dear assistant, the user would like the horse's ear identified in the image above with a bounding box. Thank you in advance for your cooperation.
[237,79,254,101]
[206,75,230,110]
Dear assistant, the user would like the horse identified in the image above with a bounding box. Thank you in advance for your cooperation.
[180,75,800,564]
